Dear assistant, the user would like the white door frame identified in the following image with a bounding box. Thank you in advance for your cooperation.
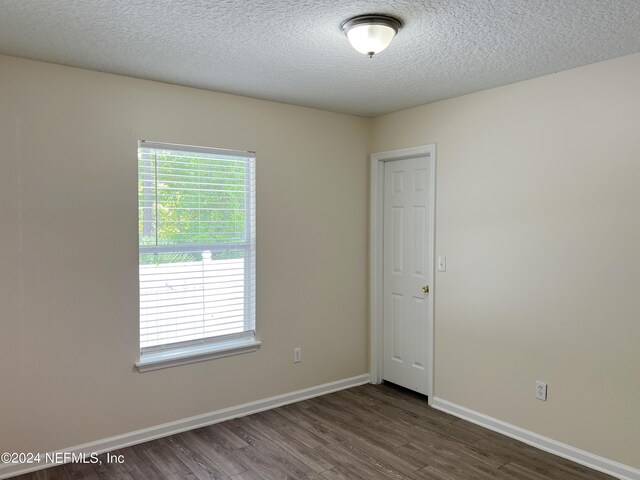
[370,144,436,404]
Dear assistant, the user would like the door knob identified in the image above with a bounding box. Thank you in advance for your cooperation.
[422,285,430,294]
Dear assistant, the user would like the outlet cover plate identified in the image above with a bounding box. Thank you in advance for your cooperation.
[536,381,548,401]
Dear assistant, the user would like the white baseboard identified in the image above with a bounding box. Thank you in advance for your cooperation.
[432,397,640,480]
[0,374,370,479]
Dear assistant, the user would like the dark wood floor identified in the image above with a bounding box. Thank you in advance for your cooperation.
[15,383,614,480]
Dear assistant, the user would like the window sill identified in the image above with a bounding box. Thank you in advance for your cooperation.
[135,336,262,373]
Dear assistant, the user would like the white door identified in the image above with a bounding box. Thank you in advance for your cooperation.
[383,156,431,395]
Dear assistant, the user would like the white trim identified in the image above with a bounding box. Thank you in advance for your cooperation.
[0,374,370,479]
[370,144,436,404]
[139,140,255,158]
[431,397,640,480]
[136,335,262,372]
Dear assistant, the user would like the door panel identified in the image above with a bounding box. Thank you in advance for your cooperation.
[383,156,431,394]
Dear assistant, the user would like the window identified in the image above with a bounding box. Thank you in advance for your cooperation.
[135,141,258,372]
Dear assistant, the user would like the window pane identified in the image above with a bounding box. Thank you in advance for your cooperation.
[139,250,247,349]
[138,142,255,351]
[139,149,249,246]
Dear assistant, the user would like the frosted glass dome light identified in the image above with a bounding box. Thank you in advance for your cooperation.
[342,15,402,58]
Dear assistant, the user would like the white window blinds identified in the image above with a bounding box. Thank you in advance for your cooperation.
[138,141,256,353]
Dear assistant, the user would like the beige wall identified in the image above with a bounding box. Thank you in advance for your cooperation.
[0,55,370,455]
[372,52,640,468]
[2,50,639,470]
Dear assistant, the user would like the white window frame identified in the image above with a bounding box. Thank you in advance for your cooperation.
[135,141,259,372]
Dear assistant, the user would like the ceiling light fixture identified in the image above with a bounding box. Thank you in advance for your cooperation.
[341,14,402,58]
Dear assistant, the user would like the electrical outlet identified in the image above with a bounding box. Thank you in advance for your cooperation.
[536,381,548,401]
[293,347,302,363]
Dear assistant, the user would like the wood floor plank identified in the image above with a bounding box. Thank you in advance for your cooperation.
[275,423,327,450]
[289,404,422,475]
[139,440,199,479]
[47,461,99,480]
[311,393,392,427]
[384,417,506,470]
[322,463,384,480]
[229,469,264,480]
[356,397,462,440]
[231,445,307,480]
[183,430,247,476]
[14,383,616,480]
[251,409,295,431]
[318,466,361,480]
[234,414,333,473]
[402,441,506,478]
[199,423,250,451]
[93,451,134,480]
[333,387,380,408]
[406,464,461,480]
[353,384,453,424]
[119,444,166,479]
[159,434,234,479]
[314,444,403,480]
[473,437,613,480]
[303,403,411,449]
[497,462,555,480]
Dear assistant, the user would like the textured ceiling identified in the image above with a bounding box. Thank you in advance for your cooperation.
[0,0,639,117]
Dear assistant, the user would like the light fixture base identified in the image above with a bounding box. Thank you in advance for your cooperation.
[341,14,402,34]
[341,14,402,58]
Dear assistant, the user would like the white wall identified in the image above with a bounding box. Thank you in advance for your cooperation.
[371,52,640,469]
[0,55,370,455]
